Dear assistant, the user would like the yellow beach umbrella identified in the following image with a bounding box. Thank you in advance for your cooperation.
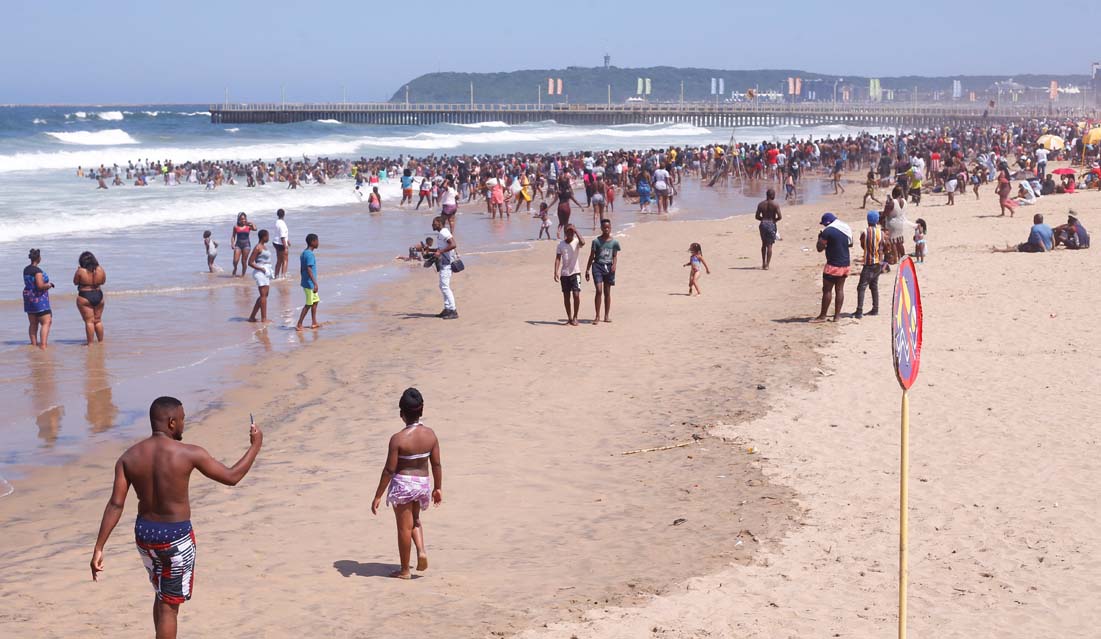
[1036,134,1065,150]
[1085,128,1101,146]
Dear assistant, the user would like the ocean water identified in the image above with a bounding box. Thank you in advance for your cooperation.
[0,104,879,477]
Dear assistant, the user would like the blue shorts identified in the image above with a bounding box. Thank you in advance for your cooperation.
[592,262,615,286]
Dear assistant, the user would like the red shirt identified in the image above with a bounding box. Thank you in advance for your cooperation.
[766,148,779,165]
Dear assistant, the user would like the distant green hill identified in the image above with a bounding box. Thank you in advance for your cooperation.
[389,66,1091,104]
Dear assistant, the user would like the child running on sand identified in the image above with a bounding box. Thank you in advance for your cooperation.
[371,388,442,580]
[536,202,552,240]
[684,243,711,296]
[913,219,927,263]
[862,170,881,208]
[203,231,218,273]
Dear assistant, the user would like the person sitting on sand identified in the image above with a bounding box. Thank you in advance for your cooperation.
[1015,181,1038,206]
[371,388,442,580]
[992,213,1053,253]
[397,237,433,262]
[1052,211,1090,250]
[1060,173,1077,194]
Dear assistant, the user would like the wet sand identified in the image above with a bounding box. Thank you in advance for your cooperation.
[0,178,835,472]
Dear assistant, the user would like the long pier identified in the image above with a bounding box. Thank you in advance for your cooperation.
[209,102,1068,128]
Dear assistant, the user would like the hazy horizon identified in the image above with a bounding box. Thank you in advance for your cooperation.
[7,0,1098,104]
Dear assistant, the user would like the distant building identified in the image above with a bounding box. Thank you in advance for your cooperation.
[1093,63,1101,105]
[603,54,610,69]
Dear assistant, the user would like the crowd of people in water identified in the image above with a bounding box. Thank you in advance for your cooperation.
[30,117,1100,349]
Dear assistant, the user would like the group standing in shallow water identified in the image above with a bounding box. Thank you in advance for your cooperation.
[22,248,107,348]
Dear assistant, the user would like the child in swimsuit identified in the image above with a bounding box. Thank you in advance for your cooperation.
[683,243,711,296]
[536,202,552,240]
[370,388,442,580]
[913,219,927,263]
[203,230,218,273]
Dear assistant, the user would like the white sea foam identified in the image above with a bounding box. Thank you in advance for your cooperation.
[1,177,403,243]
[142,111,161,117]
[449,121,510,129]
[68,111,88,119]
[2,122,886,175]
[2,122,713,172]
[32,118,46,125]
[224,127,240,133]
[178,111,210,116]
[44,129,139,146]
[96,111,125,121]
[316,119,341,124]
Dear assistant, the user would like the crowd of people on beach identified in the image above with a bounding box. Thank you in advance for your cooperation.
[23,114,1095,639]
[35,117,1101,350]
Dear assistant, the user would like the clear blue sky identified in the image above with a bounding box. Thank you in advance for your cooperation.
[6,0,1098,104]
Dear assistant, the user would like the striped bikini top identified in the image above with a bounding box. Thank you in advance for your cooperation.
[863,226,884,265]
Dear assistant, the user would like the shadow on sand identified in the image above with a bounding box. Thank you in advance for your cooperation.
[333,560,421,579]
[772,316,815,324]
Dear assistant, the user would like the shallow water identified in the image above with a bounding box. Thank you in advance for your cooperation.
[0,105,860,477]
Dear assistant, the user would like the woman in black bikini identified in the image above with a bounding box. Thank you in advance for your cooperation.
[73,251,106,345]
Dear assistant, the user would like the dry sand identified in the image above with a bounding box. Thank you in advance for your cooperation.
[2,173,1099,638]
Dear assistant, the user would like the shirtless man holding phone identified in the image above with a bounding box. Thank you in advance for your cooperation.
[90,396,263,639]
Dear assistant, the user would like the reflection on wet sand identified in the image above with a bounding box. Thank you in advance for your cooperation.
[28,349,63,446]
[254,327,272,352]
[84,346,118,434]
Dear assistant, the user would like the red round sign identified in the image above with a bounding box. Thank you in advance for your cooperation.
[892,257,923,390]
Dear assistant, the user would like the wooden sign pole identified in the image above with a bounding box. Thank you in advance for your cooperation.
[891,257,922,639]
[898,388,910,639]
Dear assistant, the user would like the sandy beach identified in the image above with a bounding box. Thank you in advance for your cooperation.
[2,172,1100,638]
